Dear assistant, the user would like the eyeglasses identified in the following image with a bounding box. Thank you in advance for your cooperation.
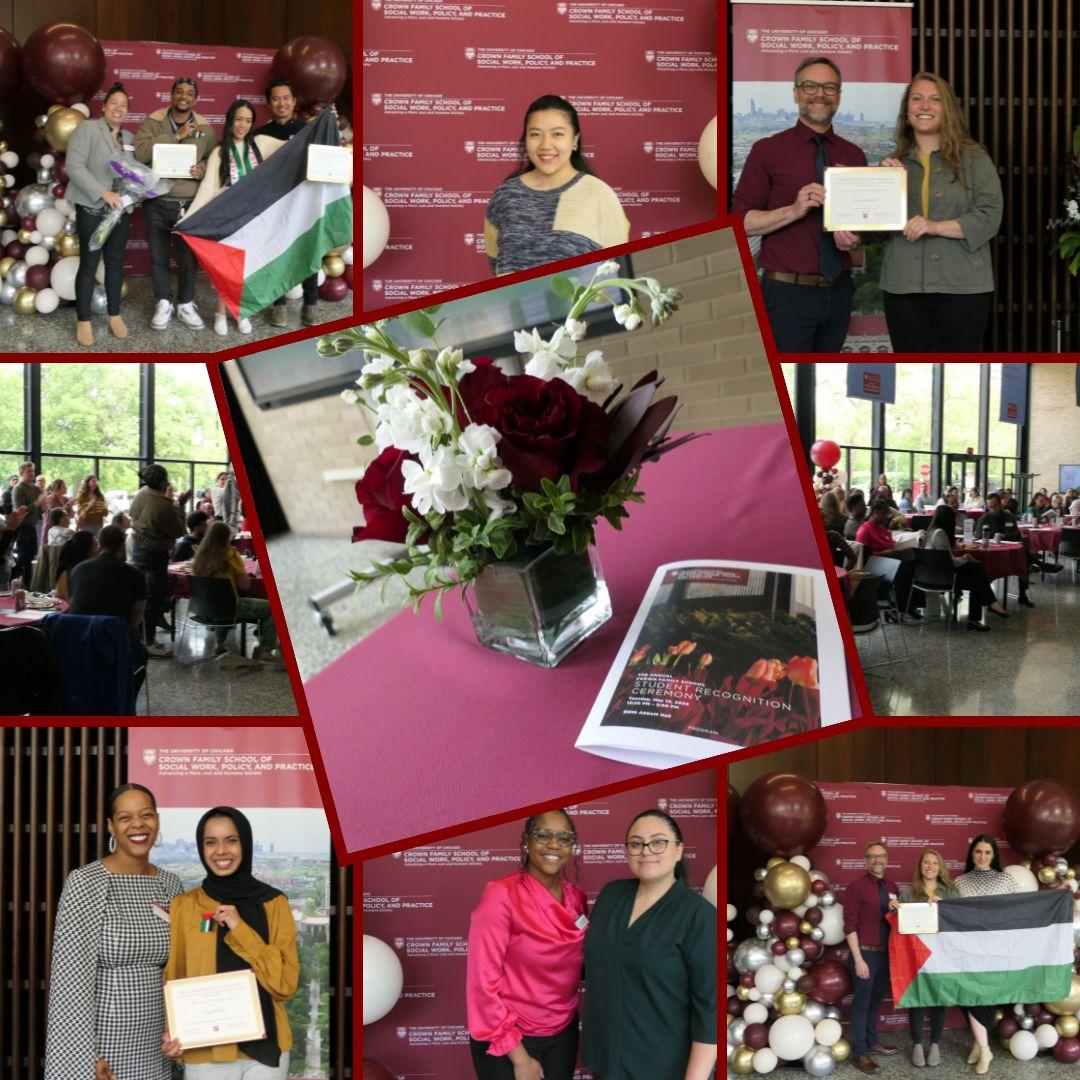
[626,838,673,855]
[529,828,575,847]
[867,854,888,861]
[796,80,841,97]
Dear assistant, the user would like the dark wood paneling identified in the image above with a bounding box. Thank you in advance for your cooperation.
[93,0,155,42]
[13,0,94,42]
[222,0,287,50]
[818,726,885,782]
[285,0,353,59]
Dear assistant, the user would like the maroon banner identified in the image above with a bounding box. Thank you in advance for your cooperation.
[363,771,717,1077]
[362,1,718,308]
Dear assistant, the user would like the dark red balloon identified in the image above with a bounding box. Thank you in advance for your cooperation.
[26,264,51,290]
[343,262,353,289]
[744,1022,770,1051]
[362,1062,395,1080]
[811,878,828,895]
[319,274,348,302]
[770,940,786,956]
[727,943,737,983]
[1003,779,1080,858]
[54,162,68,184]
[800,939,823,962]
[28,152,42,169]
[6,241,27,259]
[269,36,347,110]
[21,22,106,105]
[727,996,744,1017]
[746,907,762,926]
[796,974,817,994]
[805,906,824,925]
[808,958,851,1004]
[21,215,37,231]
[997,1017,1019,1039]
[1054,1038,1080,1064]
[1044,853,1060,866]
[810,439,842,470]
[1036,1010,1054,1026]
[52,184,65,198]
[740,772,828,856]
[740,971,755,988]
[1025,1003,1043,1017]
[772,911,800,940]
[0,28,21,104]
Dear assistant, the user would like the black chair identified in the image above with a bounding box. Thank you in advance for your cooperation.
[907,548,959,626]
[845,574,897,678]
[863,555,912,659]
[0,625,62,714]
[1059,532,1080,583]
[177,576,257,665]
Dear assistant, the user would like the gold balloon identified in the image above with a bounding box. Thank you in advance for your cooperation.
[763,861,812,910]
[1067,868,1076,880]
[18,228,33,244]
[735,985,750,1001]
[1021,858,1032,869]
[766,856,786,869]
[0,256,13,278]
[1038,865,1059,885]
[775,990,807,1015]
[56,234,80,258]
[731,1046,756,1075]
[45,107,85,153]
[799,920,813,935]
[323,254,345,277]
[47,103,64,116]
[0,139,7,152]
[832,1038,852,1063]
[1046,974,1080,1016]
[0,210,7,228]
[13,287,37,314]
[1056,1015,1080,1038]
[785,936,801,950]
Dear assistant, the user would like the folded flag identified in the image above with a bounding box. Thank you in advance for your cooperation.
[889,890,1074,1008]
[175,109,353,319]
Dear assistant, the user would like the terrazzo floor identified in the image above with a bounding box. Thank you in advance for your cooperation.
[857,565,1080,716]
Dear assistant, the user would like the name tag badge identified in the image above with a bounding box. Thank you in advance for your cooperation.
[575,913,589,930]
[888,893,897,901]
[151,901,170,923]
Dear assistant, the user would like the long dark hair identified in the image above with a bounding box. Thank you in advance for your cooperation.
[219,99,263,188]
[57,531,95,579]
[627,809,690,883]
[520,808,581,883]
[964,833,1003,873]
[926,504,956,541]
[505,94,593,181]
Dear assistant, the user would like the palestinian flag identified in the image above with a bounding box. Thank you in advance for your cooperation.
[199,913,215,933]
[175,109,352,318]
[889,890,1074,1008]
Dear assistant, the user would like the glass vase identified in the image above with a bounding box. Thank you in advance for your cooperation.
[464,544,612,668]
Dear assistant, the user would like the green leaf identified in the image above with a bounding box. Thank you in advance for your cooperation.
[547,514,566,535]
[422,305,443,314]
[550,275,575,300]
[403,310,436,339]
[356,434,374,446]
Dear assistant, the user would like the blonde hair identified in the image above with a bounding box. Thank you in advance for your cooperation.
[191,521,232,578]
[909,848,955,900]
[892,72,978,184]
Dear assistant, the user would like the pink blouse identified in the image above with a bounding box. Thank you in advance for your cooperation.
[466,871,588,1056]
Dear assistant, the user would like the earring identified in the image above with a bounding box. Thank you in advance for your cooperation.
[155,832,163,847]
[108,835,116,853]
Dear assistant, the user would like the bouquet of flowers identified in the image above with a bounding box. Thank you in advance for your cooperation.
[317,262,699,616]
[1048,125,1080,276]
[89,159,172,251]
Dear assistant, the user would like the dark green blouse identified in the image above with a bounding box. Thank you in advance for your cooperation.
[582,877,717,1079]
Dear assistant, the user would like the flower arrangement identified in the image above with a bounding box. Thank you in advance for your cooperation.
[317,262,696,616]
[1048,125,1080,276]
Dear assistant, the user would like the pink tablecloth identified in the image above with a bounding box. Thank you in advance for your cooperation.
[303,423,855,853]
[167,560,265,600]
[0,595,67,628]
[1019,526,1062,554]
[232,535,255,556]
[960,542,1027,584]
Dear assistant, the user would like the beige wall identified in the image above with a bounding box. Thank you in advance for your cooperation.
[227,225,777,537]
[1028,362,1080,494]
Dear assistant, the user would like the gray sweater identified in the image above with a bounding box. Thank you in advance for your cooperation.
[65,119,136,211]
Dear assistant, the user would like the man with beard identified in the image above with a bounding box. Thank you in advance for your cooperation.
[731,57,867,352]
[135,77,217,331]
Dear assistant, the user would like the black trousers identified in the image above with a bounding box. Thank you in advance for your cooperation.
[144,197,196,303]
[13,523,38,588]
[760,274,854,353]
[130,545,169,646]
[909,1005,947,1044]
[955,561,997,620]
[469,1016,578,1080]
[75,204,132,320]
[274,273,319,306]
[883,291,992,353]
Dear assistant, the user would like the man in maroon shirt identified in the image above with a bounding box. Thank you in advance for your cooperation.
[844,841,901,1073]
[731,57,867,352]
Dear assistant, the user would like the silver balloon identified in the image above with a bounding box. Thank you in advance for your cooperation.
[6,260,27,287]
[810,927,825,942]
[782,978,797,993]
[802,999,827,1024]
[787,948,806,967]
[824,1006,842,1021]
[727,1042,736,1063]
[755,924,771,940]
[729,1019,748,1046]
[819,891,836,908]
[1020,1016,1035,1030]
[803,1046,838,1077]
[760,992,774,1007]
[1014,1004,1026,1016]
[1057,859,1070,875]
[14,183,55,218]
[90,284,108,315]
[62,221,76,236]
[37,169,53,186]
[41,235,55,251]
[734,938,772,974]
[754,867,768,882]
[0,281,15,305]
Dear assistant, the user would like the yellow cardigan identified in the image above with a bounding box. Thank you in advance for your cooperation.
[165,887,299,1065]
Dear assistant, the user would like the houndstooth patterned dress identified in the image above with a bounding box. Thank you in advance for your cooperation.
[45,860,183,1080]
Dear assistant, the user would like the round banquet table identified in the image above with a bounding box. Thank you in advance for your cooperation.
[1019,525,1062,554]
[904,513,932,529]
[166,559,266,600]
[231,534,255,557]
[0,594,68,628]
[959,541,1027,588]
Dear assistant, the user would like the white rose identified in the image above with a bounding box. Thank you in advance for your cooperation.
[612,303,632,326]
[401,446,469,515]
[455,424,512,491]
[564,317,587,341]
[514,328,545,355]
[524,349,563,380]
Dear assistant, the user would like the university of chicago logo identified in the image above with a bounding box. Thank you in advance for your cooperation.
[373,280,384,292]
[464,233,475,245]
[371,0,383,9]
[142,749,156,766]
[644,50,655,63]
[370,92,383,107]
[658,798,668,811]
[643,141,654,154]
[746,28,759,43]
[464,140,475,153]
[396,1026,407,1039]
[371,186,383,197]
[464,46,476,61]
[394,937,405,949]
[557,2,567,12]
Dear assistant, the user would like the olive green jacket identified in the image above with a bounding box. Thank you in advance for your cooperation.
[880,145,1003,295]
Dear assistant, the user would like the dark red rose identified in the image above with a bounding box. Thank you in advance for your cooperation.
[456,362,610,491]
[352,446,413,543]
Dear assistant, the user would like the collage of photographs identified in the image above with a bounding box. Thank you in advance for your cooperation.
[0,2,1078,1080]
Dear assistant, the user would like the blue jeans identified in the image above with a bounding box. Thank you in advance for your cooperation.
[849,949,891,1056]
[760,273,855,353]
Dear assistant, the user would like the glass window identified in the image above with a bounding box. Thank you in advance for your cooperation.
[941,363,982,455]
[883,363,934,494]
[813,364,873,492]
[153,364,229,496]
[0,365,26,494]
[987,364,1020,488]
[780,363,795,409]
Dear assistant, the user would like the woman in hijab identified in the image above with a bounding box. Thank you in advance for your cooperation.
[163,806,299,1077]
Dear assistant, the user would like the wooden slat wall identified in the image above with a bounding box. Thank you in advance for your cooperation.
[857,0,1080,351]
[0,728,353,1079]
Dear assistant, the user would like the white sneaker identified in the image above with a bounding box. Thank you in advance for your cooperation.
[237,316,252,334]
[177,302,204,329]
[213,313,228,336]
[146,642,172,659]
[151,299,173,330]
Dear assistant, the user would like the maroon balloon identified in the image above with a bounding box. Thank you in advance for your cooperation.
[809,958,852,1005]
[1003,779,1080,857]
[1054,1037,1080,1064]
[1044,853,1060,866]
[362,1062,395,1080]
[28,152,42,169]
[744,1022,770,1051]
[6,241,27,259]
[727,943,737,983]
[21,215,37,231]
[1036,1010,1055,1026]
[739,971,755,988]
[21,23,106,105]
[770,940,786,956]
[739,773,828,856]
[800,939,823,962]
[269,36,347,110]
[343,262,353,289]
[997,1017,1019,1039]
[319,274,348,302]
[805,906,824,926]
[746,907,762,926]
[54,162,68,184]
[796,974,817,994]
[1025,1003,1042,1017]
[52,184,66,198]
[25,264,51,290]
[728,996,744,1017]
[771,911,800,940]
[811,878,828,895]
[0,28,21,104]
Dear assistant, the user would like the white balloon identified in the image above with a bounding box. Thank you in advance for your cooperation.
[316,268,326,286]
[753,1048,778,1074]
[786,966,804,981]
[1004,864,1039,893]
[1,230,15,245]
[727,927,734,942]
[362,185,390,269]
[747,987,762,1001]
[803,894,819,908]
[0,151,18,169]
[28,230,41,244]
[754,963,784,994]
[743,1003,769,1025]
[72,103,91,118]
[1008,1029,1038,1060]
[702,866,717,907]
[759,909,775,925]
[773,953,792,973]
[697,115,717,189]
[285,283,304,299]
[726,902,737,921]
[818,902,846,945]
[815,1019,842,1046]
[50,256,81,301]
[3,174,14,188]
[25,245,49,267]
[362,934,403,1025]
[341,244,353,265]
[791,855,812,871]
[36,208,65,237]
[34,288,60,314]
[768,1014,815,1061]
[793,903,808,917]
[1035,1024,1059,1049]
[40,154,55,169]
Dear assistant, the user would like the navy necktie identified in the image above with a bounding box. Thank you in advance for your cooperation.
[812,133,843,282]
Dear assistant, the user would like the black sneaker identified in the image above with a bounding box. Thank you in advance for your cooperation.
[967,621,989,632]
[1019,595,1035,608]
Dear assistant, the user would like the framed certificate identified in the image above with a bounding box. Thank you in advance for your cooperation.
[898,902,939,935]
[164,970,265,1048]
[152,143,198,179]
[307,144,353,184]
[823,166,907,232]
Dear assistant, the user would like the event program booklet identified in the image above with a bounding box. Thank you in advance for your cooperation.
[575,560,850,767]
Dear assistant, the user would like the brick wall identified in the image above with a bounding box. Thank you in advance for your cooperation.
[1028,362,1080,494]
[227,225,777,537]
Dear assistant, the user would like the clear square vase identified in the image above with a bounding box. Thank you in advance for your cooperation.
[464,544,612,668]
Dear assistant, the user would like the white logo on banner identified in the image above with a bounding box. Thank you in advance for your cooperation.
[557,2,567,12]
[464,233,475,245]
[371,92,382,107]
[464,46,476,60]
[142,749,157,766]
[658,798,668,811]
[394,937,405,949]
[643,141,654,154]
[746,29,759,43]
[372,280,384,292]
[371,186,383,197]
[396,1026,407,1039]
[644,50,655,63]
[464,140,475,153]
[372,0,382,9]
